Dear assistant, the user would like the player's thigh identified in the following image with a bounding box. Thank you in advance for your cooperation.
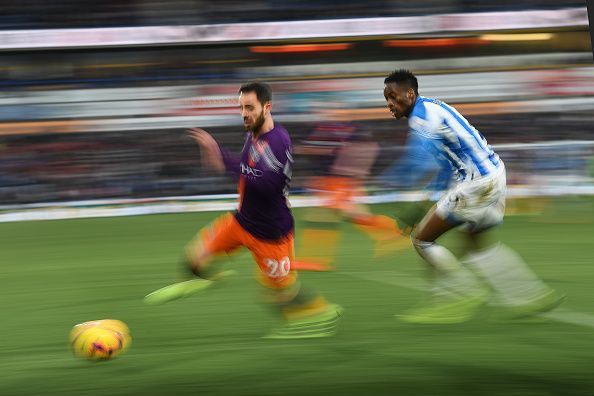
[186,213,244,264]
[436,172,506,233]
[247,234,297,290]
[414,204,458,242]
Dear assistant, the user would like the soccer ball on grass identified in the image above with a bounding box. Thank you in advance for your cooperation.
[69,319,131,360]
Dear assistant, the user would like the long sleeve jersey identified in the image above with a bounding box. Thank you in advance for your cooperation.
[407,96,501,182]
[218,124,294,241]
[380,131,454,192]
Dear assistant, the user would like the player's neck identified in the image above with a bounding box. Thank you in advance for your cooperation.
[404,95,418,118]
[252,118,275,139]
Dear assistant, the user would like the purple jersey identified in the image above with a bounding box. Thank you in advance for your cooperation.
[218,124,294,241]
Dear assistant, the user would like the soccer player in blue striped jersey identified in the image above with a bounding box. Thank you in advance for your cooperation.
[383,69,563,323]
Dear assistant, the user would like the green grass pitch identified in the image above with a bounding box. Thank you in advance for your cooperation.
[0,197,593,396]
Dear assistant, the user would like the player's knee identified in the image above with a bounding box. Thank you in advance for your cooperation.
[411,235,433,253]
[409,229,421,248]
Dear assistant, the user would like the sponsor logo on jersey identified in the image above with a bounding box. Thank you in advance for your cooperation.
[240,162,263,177]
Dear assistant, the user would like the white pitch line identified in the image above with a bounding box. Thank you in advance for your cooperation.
[341,271,429,292]
[539,310,594,328]
[341,270,594,330]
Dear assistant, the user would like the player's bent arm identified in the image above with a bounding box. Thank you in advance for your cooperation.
[217,145,240,177]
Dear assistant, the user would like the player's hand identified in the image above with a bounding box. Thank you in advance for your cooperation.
[187,128,224,173]
[188,128,217,150]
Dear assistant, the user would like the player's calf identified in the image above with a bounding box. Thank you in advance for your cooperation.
[182,237,227,280]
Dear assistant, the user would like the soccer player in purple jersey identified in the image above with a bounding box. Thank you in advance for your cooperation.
[145,82,341,339]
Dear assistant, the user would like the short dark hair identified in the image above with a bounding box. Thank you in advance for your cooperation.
[239,82,272,106]
[384,69,418,95]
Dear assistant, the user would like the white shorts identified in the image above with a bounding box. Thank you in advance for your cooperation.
[435,164,507,232]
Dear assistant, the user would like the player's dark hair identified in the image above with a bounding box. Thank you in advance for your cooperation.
[239,82,272,106]
[384,69,419,95]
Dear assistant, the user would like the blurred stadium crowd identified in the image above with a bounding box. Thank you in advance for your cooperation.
[0,0,585,28]
[0,1,592,206]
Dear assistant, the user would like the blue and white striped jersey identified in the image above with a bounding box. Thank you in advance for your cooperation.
[408,96,501,181]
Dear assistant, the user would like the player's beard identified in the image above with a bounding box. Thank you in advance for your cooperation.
[246,110,266,135]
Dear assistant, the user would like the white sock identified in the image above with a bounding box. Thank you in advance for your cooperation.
[463,243,553,306]
[414,241,485,299]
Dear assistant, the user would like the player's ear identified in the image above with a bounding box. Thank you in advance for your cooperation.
[264,101,272,114]
[407,88,415,101]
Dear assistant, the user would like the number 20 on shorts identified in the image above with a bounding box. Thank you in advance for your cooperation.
[265,257,291,278]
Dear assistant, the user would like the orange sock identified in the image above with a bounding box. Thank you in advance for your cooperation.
[352,214,401,240]
[295,228,340,270]
[351,214,410,257]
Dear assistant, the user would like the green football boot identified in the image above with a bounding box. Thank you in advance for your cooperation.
[398,291,488,325]
[144,270,235,305]
[264,304,343,339]
[494,289,566,320]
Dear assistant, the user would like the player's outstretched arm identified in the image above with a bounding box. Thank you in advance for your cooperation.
[188,128,225,174]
